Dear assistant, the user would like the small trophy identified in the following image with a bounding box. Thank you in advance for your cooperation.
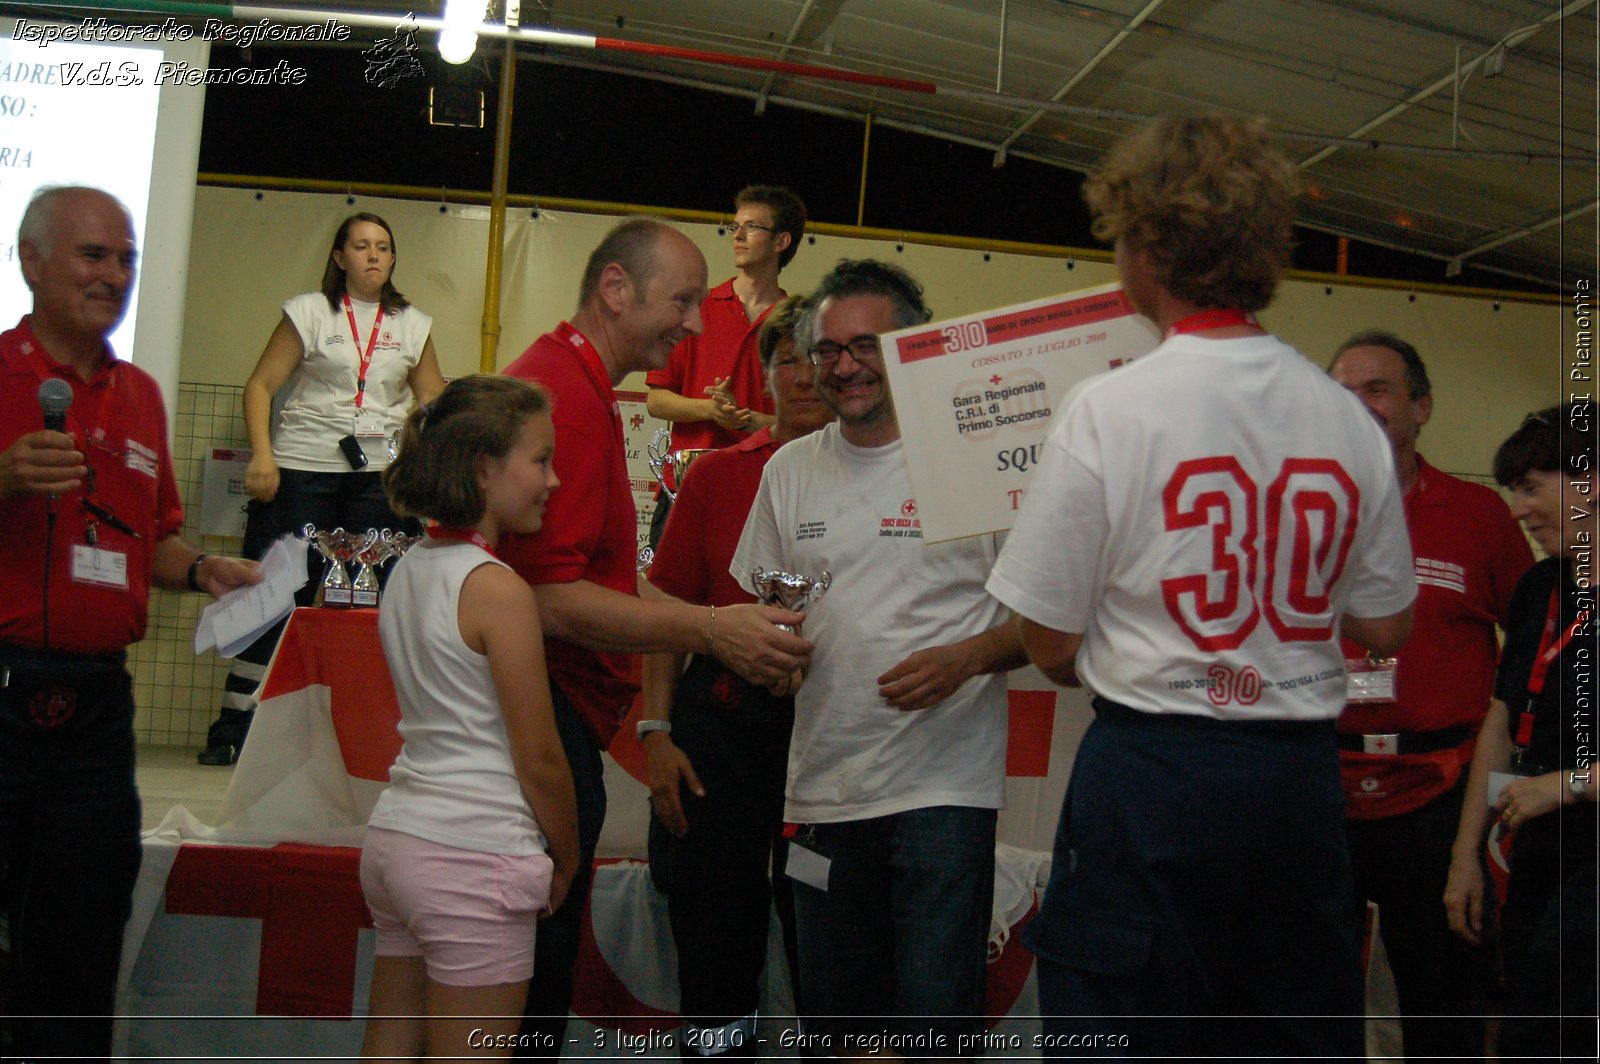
[381,528,421,561]
[349,529,385,608]
[636,544,655,574]
[303,524,356,607]
[750,568,832,634]
[646,428,711,502]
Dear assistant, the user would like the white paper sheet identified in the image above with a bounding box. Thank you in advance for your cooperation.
[193,534,309,657]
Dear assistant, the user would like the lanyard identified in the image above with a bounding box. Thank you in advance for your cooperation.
[1515,585,1590,750]
[428,525,495,557]
[1164,308,1261,339]
[555,321,624,446]
[342,294,385,409]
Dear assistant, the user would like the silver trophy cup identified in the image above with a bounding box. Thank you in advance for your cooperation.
[349,529,385,608]
[646,428,711,503]
[303,524,358,607]
[750,568,832,634]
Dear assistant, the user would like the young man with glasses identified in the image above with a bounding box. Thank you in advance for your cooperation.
[645,186,806,545]
[731,259,1026,1054]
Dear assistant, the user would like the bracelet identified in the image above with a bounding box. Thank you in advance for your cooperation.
[707,604,717,655]
[186,553,210,593]
[636,718,672,741]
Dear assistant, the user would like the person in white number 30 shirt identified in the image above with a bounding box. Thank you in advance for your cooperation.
[986,115,1416,1059]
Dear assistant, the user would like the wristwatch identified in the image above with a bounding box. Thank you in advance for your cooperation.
[1569,770,1590,801]
[186,553,210,593]
[636,718,672,741]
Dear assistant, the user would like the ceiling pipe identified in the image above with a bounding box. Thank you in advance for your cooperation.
[995,0,1007,93]
[940,86,1583,164]
[991,0,1168,167]
[1450,200,1600,271]
[1298,0,1590,171]
[753,0,819,115]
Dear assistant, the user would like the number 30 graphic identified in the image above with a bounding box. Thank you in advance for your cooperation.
[1160,456,1360,652]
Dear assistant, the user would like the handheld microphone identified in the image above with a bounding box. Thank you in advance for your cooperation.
[38,378,73,432]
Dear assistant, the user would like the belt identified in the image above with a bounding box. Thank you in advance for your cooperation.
[1092,696,1335,739]
[0,640,127,687]
[1336,725,1474,756]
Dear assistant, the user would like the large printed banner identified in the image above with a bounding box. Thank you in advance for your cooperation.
[881,283,1159,543]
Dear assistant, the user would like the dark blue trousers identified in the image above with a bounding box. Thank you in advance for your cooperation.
[1028,699,1364,1059]
[1,644,143,1062]
[514,683,608,1058]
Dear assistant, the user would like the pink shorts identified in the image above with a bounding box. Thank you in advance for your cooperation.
[360,826,554,987]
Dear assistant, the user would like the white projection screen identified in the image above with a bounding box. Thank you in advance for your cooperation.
[0,18,208,416]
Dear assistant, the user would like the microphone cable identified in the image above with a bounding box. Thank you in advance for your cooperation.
[41,499,56,649]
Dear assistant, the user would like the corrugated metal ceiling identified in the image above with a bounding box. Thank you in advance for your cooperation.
[519,0,1597,289]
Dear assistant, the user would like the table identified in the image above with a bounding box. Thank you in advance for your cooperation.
[117,607,1060,1056]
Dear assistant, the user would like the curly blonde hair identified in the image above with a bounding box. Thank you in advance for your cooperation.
[1084,115,1299,312]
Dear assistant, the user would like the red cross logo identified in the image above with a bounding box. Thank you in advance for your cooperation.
[630,414,645,430]
[900,498,918,517]
[163,843,373,1015]
[990,374,1002,386]
[29,686,76,728]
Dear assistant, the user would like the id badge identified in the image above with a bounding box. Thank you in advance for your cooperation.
[353,409,386,438]
[1487,770,1522,809]
[1345,656,1398,703]
[785,830,831,892]
[71,544,128,589]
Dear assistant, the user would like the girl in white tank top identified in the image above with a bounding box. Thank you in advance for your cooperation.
[358,375,578,1060]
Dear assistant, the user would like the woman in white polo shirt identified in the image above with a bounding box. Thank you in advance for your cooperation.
[198,214,444,765]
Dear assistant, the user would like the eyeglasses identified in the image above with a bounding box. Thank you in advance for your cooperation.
[728,222,775,238]
[808,336,883,368]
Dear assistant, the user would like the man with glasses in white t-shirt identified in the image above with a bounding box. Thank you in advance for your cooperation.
[731,259,1026,1054]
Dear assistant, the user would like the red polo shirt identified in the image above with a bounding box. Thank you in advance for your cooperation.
[500,323,639,746]
[649,427,777,609]
[645,278,778,452]
[1338,456,1534,818]
[0,317,184,654]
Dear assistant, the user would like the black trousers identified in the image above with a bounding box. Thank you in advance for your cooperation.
[1,644,143,1062]
[647,656,798,1057]
[1346,775,1488,1062]
[206,468,414,751]
[514,683,608,1058]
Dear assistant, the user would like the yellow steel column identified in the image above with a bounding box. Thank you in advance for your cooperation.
[480,36,517,372]
[856,113,873,228]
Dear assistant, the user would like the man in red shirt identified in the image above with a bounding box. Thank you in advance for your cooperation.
[0,186,259,1061]
[639,294,832,1056]
[499,218,812,1055]
[644,186,805,545]
[1329,330,1534,1059]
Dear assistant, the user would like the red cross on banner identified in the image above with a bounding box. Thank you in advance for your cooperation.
[163,843,372,1016]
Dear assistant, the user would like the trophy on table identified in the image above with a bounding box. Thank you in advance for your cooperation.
[348,529,386,608]
[303,524,361,607]
[750,568,832,633]
[646,428,712,503]
[381,528,422,562]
